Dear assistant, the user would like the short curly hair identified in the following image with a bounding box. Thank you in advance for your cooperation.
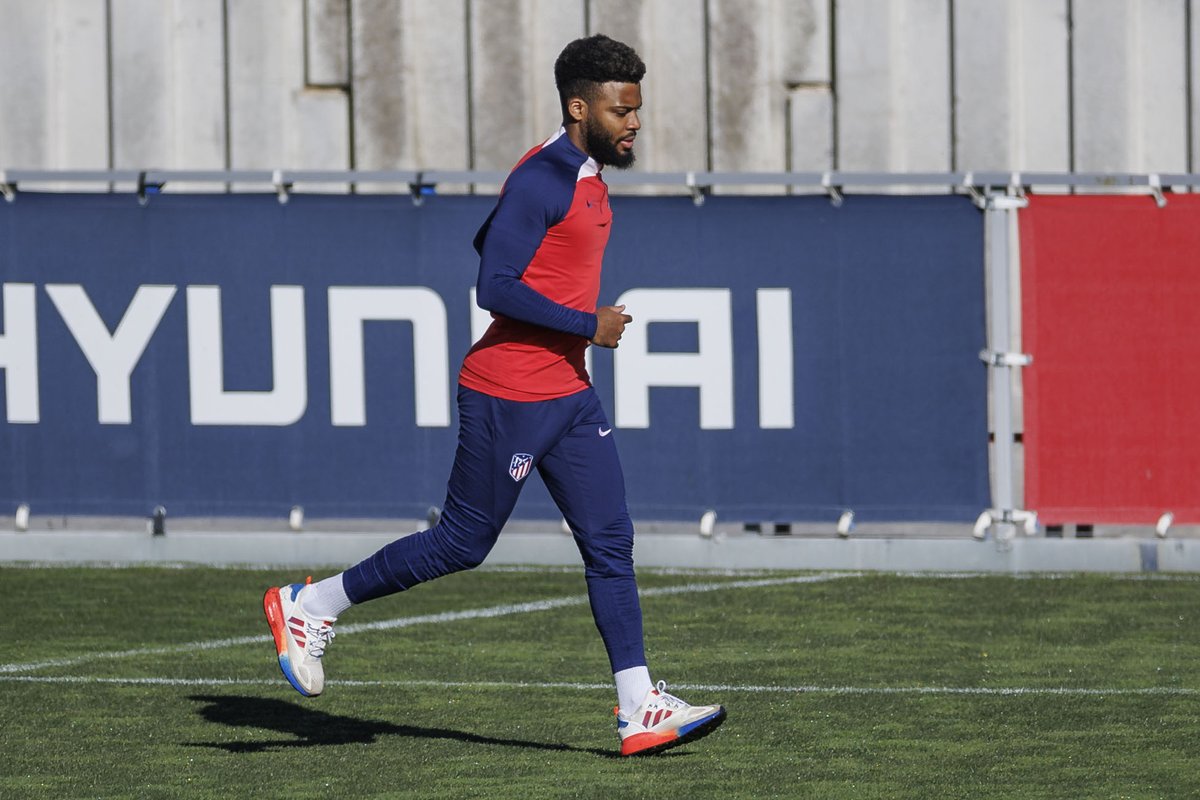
[554,34,646,111]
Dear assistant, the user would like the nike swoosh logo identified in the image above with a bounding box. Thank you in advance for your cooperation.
[599,427,612,437]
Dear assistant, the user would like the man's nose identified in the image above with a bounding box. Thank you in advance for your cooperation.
[627,111,641,130]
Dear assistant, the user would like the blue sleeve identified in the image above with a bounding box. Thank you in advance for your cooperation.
[473,164,599,340]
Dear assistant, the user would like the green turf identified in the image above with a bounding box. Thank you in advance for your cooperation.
[3,566,1200,798]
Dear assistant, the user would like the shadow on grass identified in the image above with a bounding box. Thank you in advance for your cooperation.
[186,694,635,758]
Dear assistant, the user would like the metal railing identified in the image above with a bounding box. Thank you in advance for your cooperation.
[2,169,1197,207]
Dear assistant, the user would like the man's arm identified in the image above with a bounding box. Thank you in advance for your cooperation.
[475,223,599,339]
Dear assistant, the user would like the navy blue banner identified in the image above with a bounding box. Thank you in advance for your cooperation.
[0,192,988,522]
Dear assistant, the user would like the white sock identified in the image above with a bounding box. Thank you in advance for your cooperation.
[300,573,353,620]
[614,665,654,717]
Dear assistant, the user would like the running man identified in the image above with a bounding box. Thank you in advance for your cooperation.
[264,34,725,757]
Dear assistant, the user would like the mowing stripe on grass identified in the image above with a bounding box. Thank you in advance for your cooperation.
[0,572,854,675]
[2,674,1197,697]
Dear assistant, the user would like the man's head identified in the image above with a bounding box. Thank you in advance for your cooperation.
[555,35,645,169]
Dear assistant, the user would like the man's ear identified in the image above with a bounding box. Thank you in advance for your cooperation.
[567,97,587,122]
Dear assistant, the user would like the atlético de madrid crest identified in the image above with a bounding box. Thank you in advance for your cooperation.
[508,453,534,482]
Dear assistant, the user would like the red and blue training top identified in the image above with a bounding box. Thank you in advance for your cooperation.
[459,129,612,401]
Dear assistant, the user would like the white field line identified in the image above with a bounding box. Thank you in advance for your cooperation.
[2,674,1197,698]
[0,572,855,675]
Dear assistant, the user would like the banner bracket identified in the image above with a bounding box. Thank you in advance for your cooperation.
[1006,172,1028,202]
[821,171,843,207]
[962,171,987,208]
[979,349,1032,368]
[989,195,1028,211]
[136,171,163,206]
[410,172,437,206]
[973,508,1038,541]
[685,171,708,206]
[272,170,291,204]
[0,170,13,203]
[1148,173,1167,208]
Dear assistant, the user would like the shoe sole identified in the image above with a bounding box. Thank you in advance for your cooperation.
[622,707,727,756]
[262,587,319,698]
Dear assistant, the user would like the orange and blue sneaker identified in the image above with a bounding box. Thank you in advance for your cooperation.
[616,681,726,756]
[263,579,336,697]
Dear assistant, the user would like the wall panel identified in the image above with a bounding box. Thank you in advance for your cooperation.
[306,0,350,87]
[1072,0,1188,173]
[590,0,707,183]
[469,0,585,178]
[708,0,787,190]
[351,0,468,193]
[0,0,109,189]
[953,0,1069,172]
[111,0,226,191]
[230,0,349,192]
[835,0,951,173]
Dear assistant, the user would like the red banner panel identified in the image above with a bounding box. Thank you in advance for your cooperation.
[1021,195,1200,524]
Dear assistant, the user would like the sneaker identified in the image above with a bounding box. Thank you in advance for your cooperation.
[263,579,336,697]
[616,681,726,756]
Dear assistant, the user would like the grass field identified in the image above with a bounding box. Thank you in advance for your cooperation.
[3,565,1200,799]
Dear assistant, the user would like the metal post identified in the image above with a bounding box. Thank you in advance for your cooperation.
[982,192,1030,543]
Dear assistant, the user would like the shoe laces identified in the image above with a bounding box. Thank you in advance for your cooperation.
[304,621,335,659]
[652,680,689,711]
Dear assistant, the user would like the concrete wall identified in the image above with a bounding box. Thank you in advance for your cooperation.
[1,0,1197,182]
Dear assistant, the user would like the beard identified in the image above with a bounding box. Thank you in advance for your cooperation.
[583,118,636,169]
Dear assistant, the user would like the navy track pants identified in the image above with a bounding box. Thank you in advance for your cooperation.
[341,385,646,672]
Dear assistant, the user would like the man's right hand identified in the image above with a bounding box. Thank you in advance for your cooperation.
[591,304,633,348]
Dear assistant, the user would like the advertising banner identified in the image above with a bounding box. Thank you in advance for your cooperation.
[0,192,988,522]
[1021,194,1200,524]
